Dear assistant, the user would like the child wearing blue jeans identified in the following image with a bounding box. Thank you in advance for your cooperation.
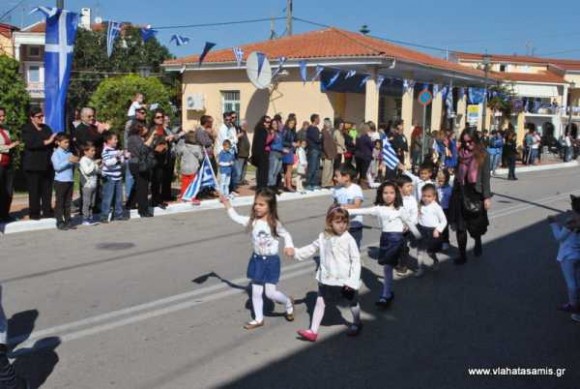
[101,132,126,222]
[51,133,79,230]
[218,139,235,196]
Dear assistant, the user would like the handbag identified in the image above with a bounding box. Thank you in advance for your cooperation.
[138,149,156,172]
[461,185,483,214]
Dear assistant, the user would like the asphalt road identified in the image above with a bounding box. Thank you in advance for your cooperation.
[1,167,580,389]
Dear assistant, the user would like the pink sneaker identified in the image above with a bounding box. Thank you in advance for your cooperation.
[297,329,318,342]
[191,199,201,206]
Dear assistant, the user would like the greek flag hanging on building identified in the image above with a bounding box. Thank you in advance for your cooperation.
[233,47,244,67]
[382,138,399,170]
[182,152,218,201]
[106,21,121,57]
[32,6,79,133]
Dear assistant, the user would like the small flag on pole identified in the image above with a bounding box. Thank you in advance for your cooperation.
[272,56,287,77]
[311,65,324,82]
[382,138,400,170]
[182,152,218,201]
[170,34,190,46]
[299,60,308,84]
[359,74,371,88]
[233,47,244,67]
[376,75,385,92]
[106,21,121,57]
[345,70,356,79]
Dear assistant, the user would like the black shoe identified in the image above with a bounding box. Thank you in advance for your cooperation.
[140,213,154,218]
[57,223,68,231]
[454,255,467,265]
[65,222,77,230]
[115,215,130,221]
[375,293,395,309]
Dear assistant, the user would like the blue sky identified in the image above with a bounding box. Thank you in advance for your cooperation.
[3,0,580,60]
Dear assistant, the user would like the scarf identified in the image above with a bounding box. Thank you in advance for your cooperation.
[458,148,478,185]
[0,127,11,167]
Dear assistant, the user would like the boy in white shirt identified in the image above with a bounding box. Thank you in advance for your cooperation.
[398,162,435,202]
[332,165,364,248]
[127,93,145,119]
[416,184,447,277]
[396,175,418,275]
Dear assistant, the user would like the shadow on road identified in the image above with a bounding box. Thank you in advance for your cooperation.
[7,310,61,389]
[219,219,580,389]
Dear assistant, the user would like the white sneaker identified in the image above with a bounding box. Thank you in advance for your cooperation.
[82,220,98,226]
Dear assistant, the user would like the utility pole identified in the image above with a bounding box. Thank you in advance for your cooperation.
[286,0,293,36]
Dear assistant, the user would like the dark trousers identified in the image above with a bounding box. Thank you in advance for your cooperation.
[507,155,517,179]
[162,156,175,201]
[150,162,165,206]
[355,157,371,183]
[26,170,53,218]
[129,164,151,215]
[306,149,321,187]
[255,153,269,190]
[54,181,73,225]
[0,166,14,219]
[334,154,343,171]
[0,346,21,389]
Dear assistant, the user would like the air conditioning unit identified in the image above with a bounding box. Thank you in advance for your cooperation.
[186,94,205,111]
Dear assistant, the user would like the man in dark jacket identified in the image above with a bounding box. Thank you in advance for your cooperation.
[390,119,409,164]
[235,120,251,186]
[305,114,322,190]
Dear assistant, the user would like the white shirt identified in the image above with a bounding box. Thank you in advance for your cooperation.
[295,232,361,289]
[79,156,100,189]
[403,195,418,226]
[127,101,142,117]
[350,206,420,238]
[227,208,294,256]
[550,223,580,262]
[216,124,238,155]
[404,171,434,202]
[418,202,447,232]
[437,185,453,210]
[332,184,364,226]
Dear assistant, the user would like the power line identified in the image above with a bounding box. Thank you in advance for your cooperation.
[0,0,27,23]
[153,17,285,30]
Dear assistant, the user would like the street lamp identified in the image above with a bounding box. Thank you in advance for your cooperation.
[568,81,576,135]
[482,54,491,131]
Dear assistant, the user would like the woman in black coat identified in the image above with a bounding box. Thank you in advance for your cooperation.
[449,127,492,264]
[127,123,156,217]
[251,115,271,190]
[354,123,374,186]
[21,107,57,220]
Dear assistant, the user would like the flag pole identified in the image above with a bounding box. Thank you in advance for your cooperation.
[204,149,220,195]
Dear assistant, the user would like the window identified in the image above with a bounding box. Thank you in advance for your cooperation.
[27,46,41,59]
[499,64,507,72]
[221,91,240,123]
[27,65,41,83]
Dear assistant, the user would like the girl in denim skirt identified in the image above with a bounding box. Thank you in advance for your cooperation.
[221,188,296,330]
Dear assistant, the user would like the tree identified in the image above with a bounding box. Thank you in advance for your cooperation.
[90,74,172,136]
[67,25,175,122]
[487,84,516,130]
[0,55,31,167]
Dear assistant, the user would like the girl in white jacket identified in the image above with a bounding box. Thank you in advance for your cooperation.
[349,181,421,308]
[294,207,362,341]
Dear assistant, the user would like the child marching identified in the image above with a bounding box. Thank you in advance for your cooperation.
[294,207,362,341]
[332,164,365,248]
[220,188,296,329]
[415,184,447,277]
[349,181,420,308]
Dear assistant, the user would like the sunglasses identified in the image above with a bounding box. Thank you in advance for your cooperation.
[34,114,44,118]
[154,116,164,119]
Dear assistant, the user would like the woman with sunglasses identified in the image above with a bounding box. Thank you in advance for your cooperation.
[21,107,57,220]
[251,116,271,190]
[449,127,492,264]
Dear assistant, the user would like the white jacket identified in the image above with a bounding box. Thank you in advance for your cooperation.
[79,156,100,189]
[350,206,421,238]
[418,202,448,233]
[550,222,580,262]
[295,232,361,289]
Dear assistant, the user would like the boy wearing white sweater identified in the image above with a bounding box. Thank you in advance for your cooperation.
[398,162,435,203]
[416,184,447,277]
[79,143,101,225]
[396,175,418,275]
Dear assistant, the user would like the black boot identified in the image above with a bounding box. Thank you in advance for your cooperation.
[474,237,483,257]
[454,230,468,265]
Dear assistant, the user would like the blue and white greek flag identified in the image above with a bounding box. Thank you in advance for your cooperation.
[233,47,244,67]
[182,152,218,201]
[382,138,399,170]
[345,70,356,79]
[106,21,121,57]
[32,6,79,133]
[170,34,190,46]
[444,85,454,116]
[141,26,158,42]
[272,56,287,77]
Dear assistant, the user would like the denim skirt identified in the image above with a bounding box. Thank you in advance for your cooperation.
[247,253,281,284]
[378,232,405,266]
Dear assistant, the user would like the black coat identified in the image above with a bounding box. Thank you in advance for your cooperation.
[21,122,54,172]
[251,126,268,165]
[75,123,104,155]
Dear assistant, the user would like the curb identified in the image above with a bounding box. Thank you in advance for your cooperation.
[0,189,333,235]
[494,160,579,175]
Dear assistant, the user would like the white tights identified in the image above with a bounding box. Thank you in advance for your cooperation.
[251,283,292,322]
[310,296,361,334]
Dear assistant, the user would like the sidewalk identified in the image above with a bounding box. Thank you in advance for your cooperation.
[3,159,577,235]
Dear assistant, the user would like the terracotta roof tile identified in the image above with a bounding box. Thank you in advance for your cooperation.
[454,51,580,72]
[492,70,566,84]
[165,28,486,79]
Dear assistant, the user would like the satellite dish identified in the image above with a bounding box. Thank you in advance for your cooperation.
[246,51,272,89]
[95,16,103,24]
